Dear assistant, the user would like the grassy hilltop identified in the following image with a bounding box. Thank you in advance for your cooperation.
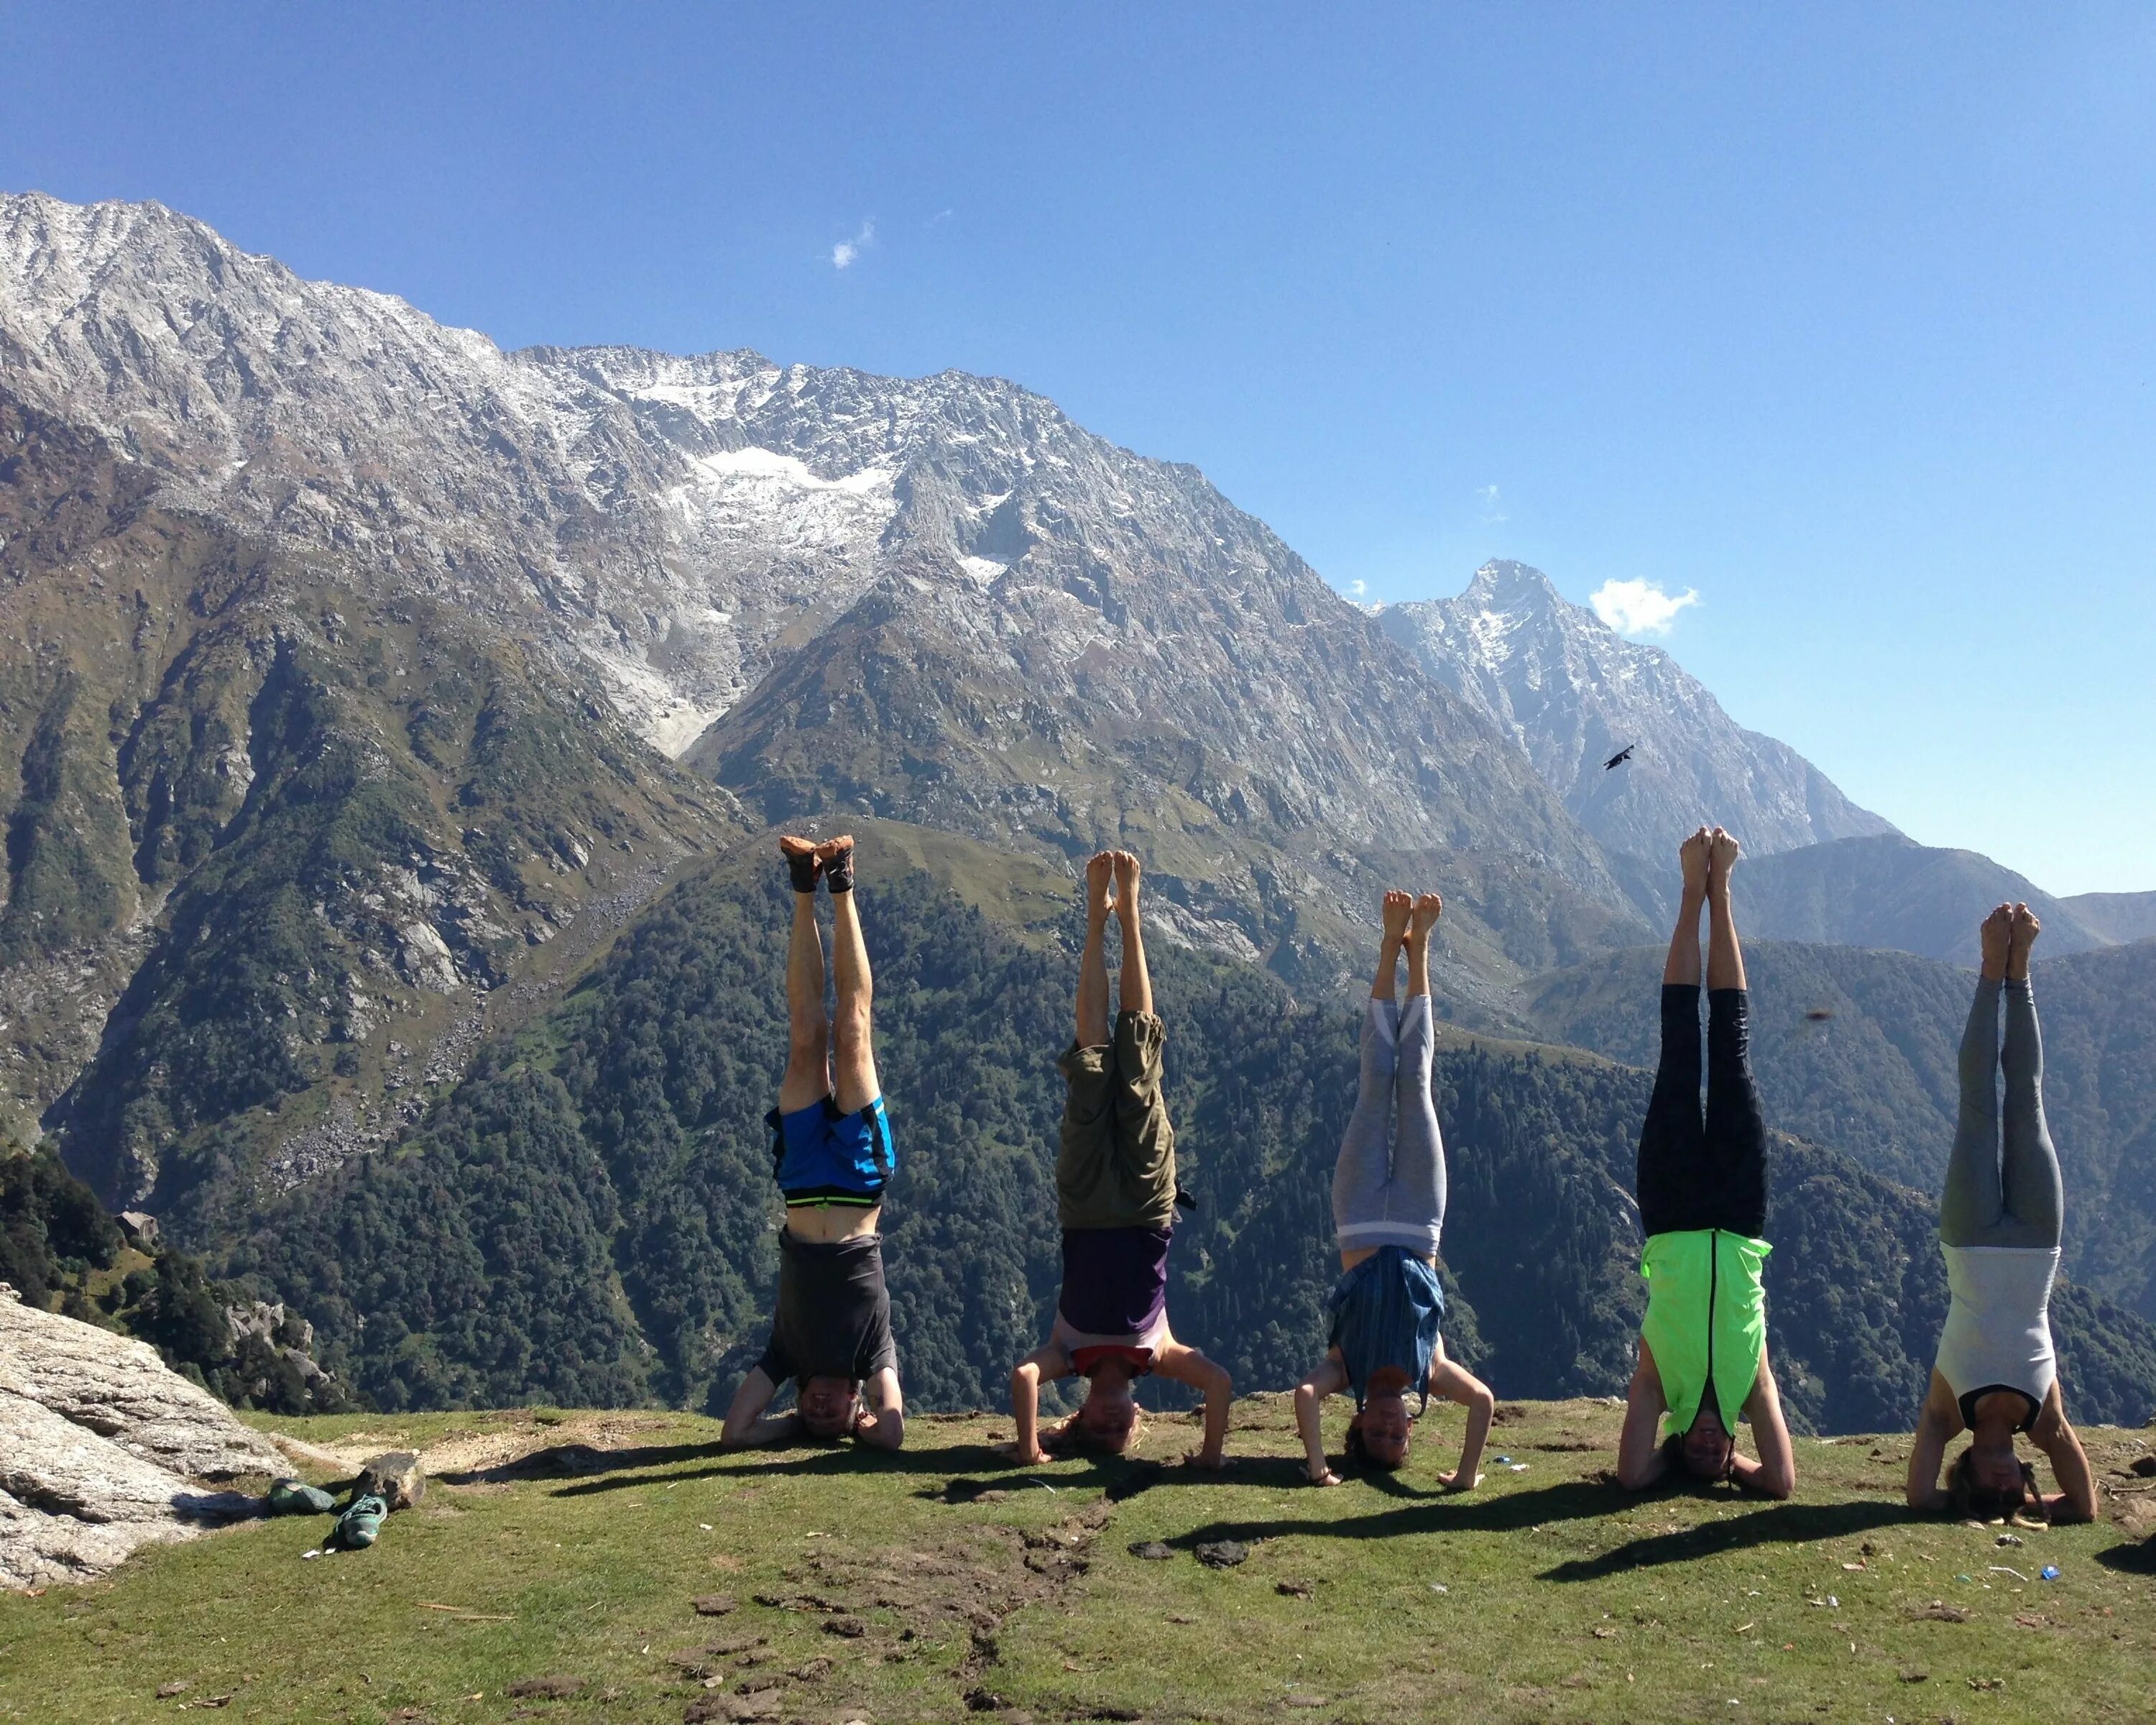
[4,1399,2152,1724]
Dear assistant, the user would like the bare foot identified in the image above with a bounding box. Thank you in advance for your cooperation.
[1110,850,1142,916]
[1707,827,1741,892]
[1085,851,1116,919]
[1978,903,2013,981]
[1408,893,1443,941]
[2007,902,2041,981]
[1380,890,1412,944]
[780,833,820,892]
[1680,826,1712,898]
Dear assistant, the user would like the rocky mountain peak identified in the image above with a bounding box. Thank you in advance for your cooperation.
[1458,557,1567,615]
[1380,561,1896,865]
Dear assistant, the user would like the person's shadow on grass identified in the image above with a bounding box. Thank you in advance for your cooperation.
[1161,1476,1917,1576]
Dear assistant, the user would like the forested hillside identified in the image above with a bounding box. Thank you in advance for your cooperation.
[229,840,2156,1435]
[1,1140,349,1412]
[1528,937,2156,1319]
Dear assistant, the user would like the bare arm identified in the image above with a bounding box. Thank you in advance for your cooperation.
[2033,1389,2099,1524]
[1155,1338,1232,1468]
[1906,1375,1958,1513]
[1731,1354,1795,1499]
[1005,1342,1071,1465]
[1293,1355,1349,1485]
[854,1366,906,1452]
[1430,1355,1494,1491]
[721,1366,801,1449]
[1616,1342,1670,1491]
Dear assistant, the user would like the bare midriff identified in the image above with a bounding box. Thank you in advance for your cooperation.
[785,1202,883,1245]
[1339,1246,1439,1273]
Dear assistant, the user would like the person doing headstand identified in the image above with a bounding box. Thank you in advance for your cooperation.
[722,834,904,1450]
[1906,903,2097,1523]
[1006,851,1232,1466]
[1294,890,1494,1486]
[1616,827,1795,1498]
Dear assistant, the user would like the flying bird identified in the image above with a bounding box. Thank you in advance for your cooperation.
[1603,744,1636,770]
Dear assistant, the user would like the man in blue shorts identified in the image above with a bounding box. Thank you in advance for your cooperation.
[721,834,905,1450]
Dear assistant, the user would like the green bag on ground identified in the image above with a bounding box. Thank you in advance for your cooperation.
[266,1478,338,1516]
[331,1494,389,1550]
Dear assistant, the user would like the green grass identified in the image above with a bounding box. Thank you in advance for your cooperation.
[4,1399,2152,1724]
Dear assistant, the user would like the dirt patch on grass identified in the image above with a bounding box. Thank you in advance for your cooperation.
[686,1494,1123,1716]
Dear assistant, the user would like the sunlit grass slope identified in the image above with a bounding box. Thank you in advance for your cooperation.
[4,1399,2153,1724]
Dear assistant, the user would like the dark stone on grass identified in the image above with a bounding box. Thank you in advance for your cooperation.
[1127,1540,1173,1560]
[964,1689,1005,1712]
[155,1681,190,1698]
[692,1593,737,1616]
[356,1450,425,1510]
[1194,1540,1248,1568]
[505,1676,585,1700]
[2132,1455,2156,1478]
[824,1615,867,1637]
[1276,1578,1313,1597]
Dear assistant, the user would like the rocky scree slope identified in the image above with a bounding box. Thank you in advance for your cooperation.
[0,382,737,1225]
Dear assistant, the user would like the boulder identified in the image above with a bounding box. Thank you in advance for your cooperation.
[0,1289,285,1590]
[356,1450,425,1511]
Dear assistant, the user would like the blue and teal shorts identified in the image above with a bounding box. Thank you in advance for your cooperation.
[768,1094,895,1207]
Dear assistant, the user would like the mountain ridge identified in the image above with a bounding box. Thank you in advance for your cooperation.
[1378,558,1898,865]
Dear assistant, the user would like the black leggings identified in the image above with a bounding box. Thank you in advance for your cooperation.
[1636,985,1768,1238]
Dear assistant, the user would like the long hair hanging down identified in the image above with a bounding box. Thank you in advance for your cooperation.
[1948,1450,2048,1524]
[1040,1407,1148,1457]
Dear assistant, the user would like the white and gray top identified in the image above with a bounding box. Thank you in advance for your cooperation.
[1935,1243,2060,1431]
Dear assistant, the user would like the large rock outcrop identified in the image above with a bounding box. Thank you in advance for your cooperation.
[0,1287,281,1589]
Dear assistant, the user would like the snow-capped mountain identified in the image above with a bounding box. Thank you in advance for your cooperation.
[1379,560,1898,863]
[0,192,1628,930]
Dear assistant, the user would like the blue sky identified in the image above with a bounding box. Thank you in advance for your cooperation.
[4,4,2151,892]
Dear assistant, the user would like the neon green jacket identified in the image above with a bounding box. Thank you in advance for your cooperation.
[1640,1228,1772,1435]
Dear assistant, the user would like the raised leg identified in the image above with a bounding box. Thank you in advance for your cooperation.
[1112,852,1152,1019]
[1700,829,1764,1235]
[1387,895,1447,1246]
[1663,827,1710,988]
[1332,995,1401,1244]
[1704,827,1746,993]
[778,838,830,1115]
[1075,852,1114,1051]
[1702,988,1768,1238]
[1940,908,2009,1246]
[1638,832,1710,1237]
[821,837,879,1115]
[1999,906,2062,1248]
[1370,890,1409,1003]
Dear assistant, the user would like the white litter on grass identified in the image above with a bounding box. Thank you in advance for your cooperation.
[1429,1583,1449,1594]
[700,1523,714,1532]
[1990,1565,2029,1582]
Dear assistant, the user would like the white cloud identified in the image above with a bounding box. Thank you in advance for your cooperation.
[831,219,875,270]
[1349,579,1367,597]
[1590,578,1700,637]
[1477,483,1508,524]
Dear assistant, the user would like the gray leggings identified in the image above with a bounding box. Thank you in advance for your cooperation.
[1940,978,2062,1249]
[1332,994,1446,1254]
